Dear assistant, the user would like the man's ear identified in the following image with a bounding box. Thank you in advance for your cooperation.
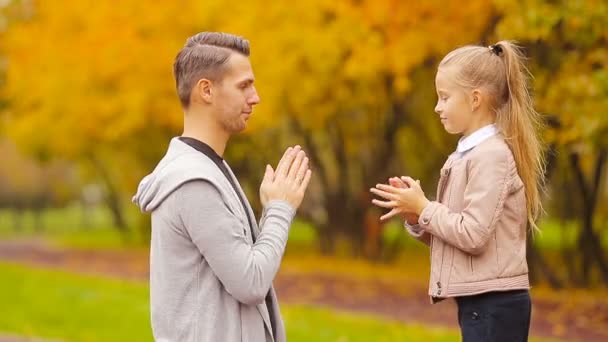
[470,89,482,112]
[195,78,213,104]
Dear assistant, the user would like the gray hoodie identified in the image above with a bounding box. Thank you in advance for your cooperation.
[133,137,295,342]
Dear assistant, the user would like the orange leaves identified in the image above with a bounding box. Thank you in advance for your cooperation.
[3,1,182,155]
[1,0,498,156]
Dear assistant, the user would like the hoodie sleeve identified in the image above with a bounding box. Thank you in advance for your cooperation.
[177,180,296,305]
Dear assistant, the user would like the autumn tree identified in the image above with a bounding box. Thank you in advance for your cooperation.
[2,0,606,273]
[494,0,608,286]
[228,0,495,257]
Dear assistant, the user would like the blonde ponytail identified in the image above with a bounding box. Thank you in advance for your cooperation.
[493,41,545,233]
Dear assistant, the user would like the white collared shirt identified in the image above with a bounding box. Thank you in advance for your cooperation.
[455,124,498,156]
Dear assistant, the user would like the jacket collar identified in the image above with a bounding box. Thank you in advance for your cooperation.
[456,124,497,154]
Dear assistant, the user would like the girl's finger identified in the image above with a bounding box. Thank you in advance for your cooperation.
[375,183,401,193]
[389,177,407,189]
[380,208,401,221]
[371,199,396,208]
[401,176,418,188]
[370,187,397,200]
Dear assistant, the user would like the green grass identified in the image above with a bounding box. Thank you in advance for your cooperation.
[0,262,152,342]
[0,262,466,342]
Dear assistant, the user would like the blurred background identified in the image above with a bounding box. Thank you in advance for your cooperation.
[0,0,607,341]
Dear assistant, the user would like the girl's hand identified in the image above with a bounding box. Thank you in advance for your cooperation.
[388,177,420,225]
[370,176,430,221]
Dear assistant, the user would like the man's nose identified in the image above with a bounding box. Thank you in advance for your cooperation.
[249,88,260,105]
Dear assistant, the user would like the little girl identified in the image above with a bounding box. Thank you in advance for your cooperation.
[370,41,545,342]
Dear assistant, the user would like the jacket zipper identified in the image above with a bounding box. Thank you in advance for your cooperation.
[436,244,445,296]
[434,167,451,297]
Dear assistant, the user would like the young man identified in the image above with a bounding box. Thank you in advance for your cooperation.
[133,32,311,342]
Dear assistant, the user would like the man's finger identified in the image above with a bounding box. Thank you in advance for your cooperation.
[276,146,300,178]
[294,157,309,185]
[298,169,312,192]
[287,150,306,181]
[274,147,293,176]
[262,164,274,184]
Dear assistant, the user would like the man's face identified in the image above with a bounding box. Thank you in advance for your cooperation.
[212,53,260,134]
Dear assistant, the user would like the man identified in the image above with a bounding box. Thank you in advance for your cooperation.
[132,32,311,342]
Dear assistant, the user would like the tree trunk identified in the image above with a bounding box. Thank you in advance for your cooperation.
[313,220,337,255]
[527,237,562,288]
[90,156,128,232]
[106,190,127,231]
[570,149,608,285]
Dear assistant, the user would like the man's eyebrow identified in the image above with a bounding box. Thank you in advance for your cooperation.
[239,78,255,85]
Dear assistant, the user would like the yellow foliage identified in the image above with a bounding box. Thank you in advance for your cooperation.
[0,0,495,195]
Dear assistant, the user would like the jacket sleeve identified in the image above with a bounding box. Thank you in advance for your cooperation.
[404,221,431,246]
[418,149,514,255]
[177,180,295,305]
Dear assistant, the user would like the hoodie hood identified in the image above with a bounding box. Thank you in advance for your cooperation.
[132,137,224,213]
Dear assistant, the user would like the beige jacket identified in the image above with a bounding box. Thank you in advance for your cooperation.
[407,134,530,302]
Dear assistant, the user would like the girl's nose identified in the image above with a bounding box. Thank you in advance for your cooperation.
[434,102,442,114]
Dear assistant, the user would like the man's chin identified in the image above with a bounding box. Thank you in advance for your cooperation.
[230,123,248,134]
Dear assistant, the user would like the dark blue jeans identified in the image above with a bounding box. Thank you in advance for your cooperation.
[455,290,531,342]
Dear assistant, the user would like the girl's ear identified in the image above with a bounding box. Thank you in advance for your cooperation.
[470,89,482,112]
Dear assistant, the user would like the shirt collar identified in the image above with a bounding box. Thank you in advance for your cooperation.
[456,124,497,153]
[178,136,224,165]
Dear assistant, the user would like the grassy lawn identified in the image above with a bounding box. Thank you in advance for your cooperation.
[0,262,463,342]
[0,262,152,342]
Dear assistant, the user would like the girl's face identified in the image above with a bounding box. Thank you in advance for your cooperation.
[434,67,475,136]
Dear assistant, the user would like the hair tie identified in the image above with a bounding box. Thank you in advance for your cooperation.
[489,44,503,56]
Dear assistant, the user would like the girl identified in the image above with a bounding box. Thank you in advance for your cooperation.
[370,41,545,342]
